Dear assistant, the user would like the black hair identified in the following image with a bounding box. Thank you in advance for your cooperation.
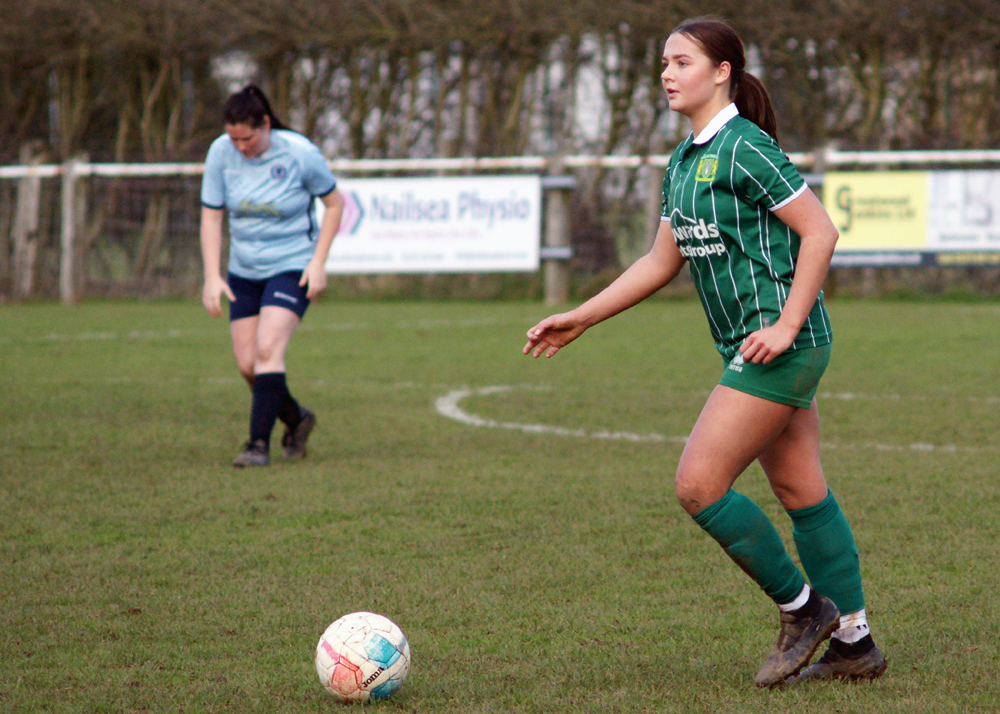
[222,83,287,130]
[671,17,778,142]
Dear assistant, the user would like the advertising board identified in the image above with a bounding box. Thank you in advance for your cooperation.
[823,171,1000,266]
[322,175,541,274]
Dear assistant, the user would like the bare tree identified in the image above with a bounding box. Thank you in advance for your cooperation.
[3,0,1000,290]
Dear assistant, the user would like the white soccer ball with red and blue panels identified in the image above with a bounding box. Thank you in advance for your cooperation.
[315,612,411,702]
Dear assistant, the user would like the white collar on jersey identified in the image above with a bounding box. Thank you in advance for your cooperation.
[692,103,739,145]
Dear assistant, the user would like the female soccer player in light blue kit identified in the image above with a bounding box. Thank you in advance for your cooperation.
[201,84,344,467]
[524,18,886,687]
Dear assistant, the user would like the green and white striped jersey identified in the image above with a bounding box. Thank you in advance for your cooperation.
[661,104,832,360]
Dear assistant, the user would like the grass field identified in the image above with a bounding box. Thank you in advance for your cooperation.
[2,297,998,713]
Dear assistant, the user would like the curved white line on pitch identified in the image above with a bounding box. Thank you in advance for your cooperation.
[434,385,998,453]
[435,386,688,444]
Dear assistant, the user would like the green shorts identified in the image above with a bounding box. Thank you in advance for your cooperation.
[718,343,831,409]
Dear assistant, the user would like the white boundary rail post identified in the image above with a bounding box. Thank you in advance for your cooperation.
[60,156,83,304]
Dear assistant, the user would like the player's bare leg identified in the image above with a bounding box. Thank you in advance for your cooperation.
[676,386,839,687]
[230,307,309,466]
[760,400,886,684]
[757,401,827,510]
[675,385,798,515]
[230,315,259,387]
[253,305,299,373]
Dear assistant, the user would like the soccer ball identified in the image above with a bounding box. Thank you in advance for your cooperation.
[315,612,411,702]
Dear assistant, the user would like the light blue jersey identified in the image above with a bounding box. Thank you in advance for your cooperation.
[201,129,337,280]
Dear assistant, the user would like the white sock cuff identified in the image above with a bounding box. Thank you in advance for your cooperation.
[839,608,867,630]
[832,609,870,644]
[778,583,811,612]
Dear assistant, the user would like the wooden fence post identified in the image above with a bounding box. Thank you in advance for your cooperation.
[12,143,44,299]
[541,174,575,305]
[645,164,665,251]
[60,156,85,304]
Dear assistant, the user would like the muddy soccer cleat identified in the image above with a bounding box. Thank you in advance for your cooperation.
[232,439,270,467]
[788,635,887,684]
[754,590,840,688]
[281,407,316,459]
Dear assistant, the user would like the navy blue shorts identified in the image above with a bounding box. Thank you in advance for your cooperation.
[228,271,310,322]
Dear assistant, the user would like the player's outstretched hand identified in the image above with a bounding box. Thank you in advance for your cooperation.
[202,274,236,318]
[739,322,797,364]
[523,311,588,359]
[300,259,328,300]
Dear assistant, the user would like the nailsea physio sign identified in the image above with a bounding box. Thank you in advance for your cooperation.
[319,175,541,274]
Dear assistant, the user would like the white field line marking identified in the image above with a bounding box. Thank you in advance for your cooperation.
[7,317,518,344]
[434,385,1000,453]
[435,386,688,444]
[818,392,901,401]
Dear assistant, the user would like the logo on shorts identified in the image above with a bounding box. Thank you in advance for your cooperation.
[272,291,298,304]
[695,155,719,182]
[728,353,744,373]
[271,165,288,180]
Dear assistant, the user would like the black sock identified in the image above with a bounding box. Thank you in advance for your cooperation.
[829,634,876,658]
[277,379,301,428]
[250,372,287,447]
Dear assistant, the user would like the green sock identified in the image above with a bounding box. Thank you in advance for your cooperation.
[788,489,866,615]
[693,490,806,605]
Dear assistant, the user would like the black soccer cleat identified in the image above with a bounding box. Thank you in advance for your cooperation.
[281,407,316,459]
[787,635,887,684]
[755,590,840,688]
[232,438,270,467]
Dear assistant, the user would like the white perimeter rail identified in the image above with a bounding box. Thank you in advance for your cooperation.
[4,149,1000,304]
[6,148,1000,179]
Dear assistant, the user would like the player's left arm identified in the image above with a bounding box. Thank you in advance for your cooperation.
[740,189,838,364]
[300,188,344,299]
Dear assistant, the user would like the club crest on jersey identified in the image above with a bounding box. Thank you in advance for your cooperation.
[271,165,288,180]
[695,155,719,182]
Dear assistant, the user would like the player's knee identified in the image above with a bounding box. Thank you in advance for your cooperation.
[769,480,796,507]
[255,341,276,366]
[769,477,828,511]
[675,467,714,516]
[235,356,255,383]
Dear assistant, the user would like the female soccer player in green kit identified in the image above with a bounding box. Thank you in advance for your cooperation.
[524,17,886,687]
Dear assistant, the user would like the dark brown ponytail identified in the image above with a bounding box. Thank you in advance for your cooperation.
[222,83,288,131]
[732,72,777,142]
[671,17,778,142]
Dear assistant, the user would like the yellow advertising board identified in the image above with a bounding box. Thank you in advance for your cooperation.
[822,172,929,250]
